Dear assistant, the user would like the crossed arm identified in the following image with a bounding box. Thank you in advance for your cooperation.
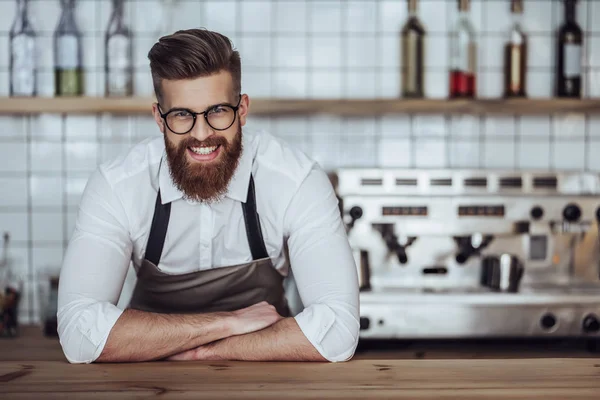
[166,316,326,361]
[58,167,359,363]
[166,168,360,362]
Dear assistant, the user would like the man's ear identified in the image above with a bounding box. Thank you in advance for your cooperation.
[152,103,166,134]
[238,94,250,127]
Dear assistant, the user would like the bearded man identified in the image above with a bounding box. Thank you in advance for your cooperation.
[57,29,359,364]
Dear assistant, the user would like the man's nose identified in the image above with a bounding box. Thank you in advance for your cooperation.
[189,117,214,142]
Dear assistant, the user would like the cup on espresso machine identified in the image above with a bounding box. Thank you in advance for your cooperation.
[480,254,524,293]
[352,249,371,291]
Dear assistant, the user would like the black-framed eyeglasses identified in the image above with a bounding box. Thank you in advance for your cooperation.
[157,95,242,134]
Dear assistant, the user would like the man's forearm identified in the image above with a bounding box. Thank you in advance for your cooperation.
[96,308,235,363]
[167,317,327,362]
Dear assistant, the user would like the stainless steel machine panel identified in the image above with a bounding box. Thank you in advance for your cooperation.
[336,168,600,339]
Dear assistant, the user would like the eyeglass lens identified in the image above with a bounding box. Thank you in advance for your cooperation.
[166,105,236,134]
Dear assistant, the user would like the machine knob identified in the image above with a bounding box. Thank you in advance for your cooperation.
[530,206,544,220]
[540,313,556,330]
[562,203,581,222]
[349,206,363,220]
[582,314,600,333]
[455,253,468,264]
[397,249,408,264]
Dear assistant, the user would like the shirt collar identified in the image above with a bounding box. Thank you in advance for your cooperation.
[158,134,253,205]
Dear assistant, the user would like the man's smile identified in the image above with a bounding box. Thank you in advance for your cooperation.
[187,145,222,162]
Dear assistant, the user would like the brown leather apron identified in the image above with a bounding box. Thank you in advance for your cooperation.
[128,173,290,317]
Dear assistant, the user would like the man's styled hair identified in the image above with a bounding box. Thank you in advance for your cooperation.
[148,28,241,103]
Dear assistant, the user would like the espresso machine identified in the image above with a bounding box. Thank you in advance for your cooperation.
[337,168,600,340]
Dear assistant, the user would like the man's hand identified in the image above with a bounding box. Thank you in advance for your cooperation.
[165,301,284,362]
[228,301,284,336]
[165,317,327,362]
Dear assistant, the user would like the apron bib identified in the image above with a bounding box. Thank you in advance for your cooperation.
[128,173,290,317]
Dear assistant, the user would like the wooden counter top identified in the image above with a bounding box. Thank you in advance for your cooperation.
[1,326,599,399]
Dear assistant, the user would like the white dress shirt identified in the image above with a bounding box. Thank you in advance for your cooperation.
[57,127,360,364]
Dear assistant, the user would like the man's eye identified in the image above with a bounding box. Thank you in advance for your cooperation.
[209,106,225,114]
[174,111,192,118]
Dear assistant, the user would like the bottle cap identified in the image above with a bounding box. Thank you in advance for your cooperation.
[408,0,418,13]
[511,0,523,14]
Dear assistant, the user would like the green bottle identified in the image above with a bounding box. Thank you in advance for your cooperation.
[54,0,83,96]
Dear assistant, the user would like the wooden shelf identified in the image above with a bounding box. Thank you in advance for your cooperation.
[0,97,599,116]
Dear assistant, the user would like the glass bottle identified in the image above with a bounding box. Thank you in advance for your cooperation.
[9,0,36,97]
[504,0,527,98]
[0,233,22,338]
[105,0,133,97]
[556,0,583,98]
[401,0,426,98]
[449,0,476,98]
[42,277,59,337]
[54,0,84,96]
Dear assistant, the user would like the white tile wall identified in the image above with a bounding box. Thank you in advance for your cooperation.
[415,139,447,168]
[378,138,412,167]
[379,0,405,33]
[30,142,63,172]
[1,0,600,324]
[346,1,377,33]
[518,141,551,169]
[0,142,27,172]
[450,140,480,168]
[483,140,515,169]
[30,176,63,208]
[0,178,27,207]
[310,72,343,99]
[274,1,307,33]
[31,212,63,243]
[274,37,307,68]
[553,140,586,170]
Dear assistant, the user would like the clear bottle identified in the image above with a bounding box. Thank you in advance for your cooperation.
[556,0,583,98]
[105,0,133,97]
[449,0,476,98]
[54,0,84,96]
[401,0,426,98]
[9,0,36,97]
[504,0,527,98]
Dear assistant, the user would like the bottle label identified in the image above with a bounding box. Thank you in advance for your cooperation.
[107,35,131,95]
[11,34,36,96]
[509,45,522,92]
[468,42,477,74]
[402,31,422,95]
[564,43,582,78]
[451,30,476,74]
[57,35,79,69]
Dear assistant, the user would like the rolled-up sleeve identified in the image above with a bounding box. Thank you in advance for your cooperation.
[57,169,132,363]
[284,166,360,362]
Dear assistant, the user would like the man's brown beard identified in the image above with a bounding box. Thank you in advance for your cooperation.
[164,123,243,203]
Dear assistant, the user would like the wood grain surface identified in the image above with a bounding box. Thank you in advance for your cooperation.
[1,97,599,116]
[1,358,599,399]
[1,327,599,399]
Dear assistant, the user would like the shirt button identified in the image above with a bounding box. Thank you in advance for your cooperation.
[186,198,195,205]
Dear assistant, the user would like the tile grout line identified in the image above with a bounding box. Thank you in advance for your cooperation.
[26,114,34,324]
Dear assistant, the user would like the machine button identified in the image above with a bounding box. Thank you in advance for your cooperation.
[582,314,600,333]
[350,206,363,220]
[540,313,556,330]
[359,317,370,330]
[530,206,544,220]
[562,203,581,222]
